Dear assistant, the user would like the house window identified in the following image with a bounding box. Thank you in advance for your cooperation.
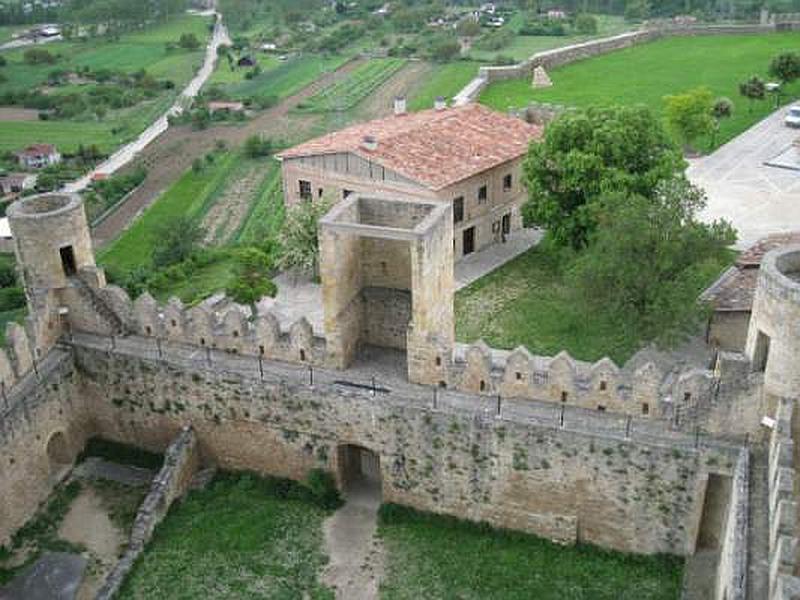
[453,196,464,224]
[299,180,312,200]
[503,174,512,191]
[561,391,568,402]
[478,185,487,204]
[599,380,607,391]
[642,403,650,415]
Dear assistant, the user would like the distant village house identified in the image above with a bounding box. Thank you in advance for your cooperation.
[277,101,542,260]
[0,173,37,197]
[16,144,61,170]
[208,101,245,114]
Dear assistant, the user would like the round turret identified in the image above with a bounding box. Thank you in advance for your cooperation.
[745,245,800,399]
[7,193,95,293]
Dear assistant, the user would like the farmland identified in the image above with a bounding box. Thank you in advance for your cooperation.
[298,58,406,113]
[480,32,800,150]
[407,60,484,110]
[0,14,211,154]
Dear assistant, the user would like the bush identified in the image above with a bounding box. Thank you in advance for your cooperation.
[0,287,25,312]
[574,14,598,34]
[24,48,57,65]
[179,32,201,50]
[519,18,566,36]
[244,134,274,157]
[304,469,342,510]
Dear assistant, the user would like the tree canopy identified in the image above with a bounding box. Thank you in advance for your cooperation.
[664,87,715,152]
[522,105,685,249]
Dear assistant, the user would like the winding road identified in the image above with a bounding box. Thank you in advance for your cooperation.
[62,14,231,193]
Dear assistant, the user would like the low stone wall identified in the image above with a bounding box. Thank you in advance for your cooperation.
[767,399,800,600]
[715,449,749,600]
[454,23,779,105]
[94,425,199,600]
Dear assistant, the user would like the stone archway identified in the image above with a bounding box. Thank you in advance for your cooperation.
[337,444,382,499]
[46,431,71,476]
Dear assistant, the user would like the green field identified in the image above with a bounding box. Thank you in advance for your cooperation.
[408,61,484,110]
[117,473,334,599]
[378,504,684,600]
[455,243,731,364]
[99,152,236,273]
[298,58,406,113]
[480,33,800,150]
[236,161,284,244]
[0,14,211,153]
[468,14,629,62]
[224,54,352,101]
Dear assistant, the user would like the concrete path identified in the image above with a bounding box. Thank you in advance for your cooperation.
[72,457,155,486]
[62,14,231,193]
[0,553,86,600]
[689,106,800,249]
[321,481,385,600]
[265,228,542,335]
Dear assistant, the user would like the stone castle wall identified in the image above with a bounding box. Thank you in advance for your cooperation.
[0,348,91,547]
[70,336,742,556]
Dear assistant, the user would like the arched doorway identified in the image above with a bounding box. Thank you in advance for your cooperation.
[337,444,381,500]
[46,431,71,477]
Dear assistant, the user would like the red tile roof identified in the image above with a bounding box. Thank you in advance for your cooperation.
[18,143,57,157]
[277,104,543,190]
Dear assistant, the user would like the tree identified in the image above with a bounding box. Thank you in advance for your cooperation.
[769,52,800,85]
[226,248,276,304]
[276,198,334,276]
[739,75,766,113]
[522,105,685,249]
[428,36,461,62]
[664,87,715,152]
[569,179,736,344]
[151,216,205,268]
[624,0,651,21]
[710,96,734,147]
[179,33,201,50]
[456,19,482,37]
[574,14,598,34]
[244,135,273,158]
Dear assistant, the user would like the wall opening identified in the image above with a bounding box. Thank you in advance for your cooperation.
[337,444,381,500]
[753,331,770,372]
[696,473,732,552]
[46,431,71,477]
[59,245,77,277]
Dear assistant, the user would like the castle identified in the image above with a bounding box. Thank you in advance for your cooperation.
[0,191,799,599]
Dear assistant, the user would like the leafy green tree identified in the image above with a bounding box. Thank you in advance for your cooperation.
[769,52,800,85]
[151,216,205,268]
[664,87,715,152]
[456,19,481,37]
[574,14,598,34]
[178,33,201,50]
[276,198,334,276]
[244,135,273,158]
[226,248,276,304]
[428,36,461,62]
[739,75,766,113]
[522,105,685,249]
[710,96,734,148]
[569,179,736,344]
[24,48,56,65]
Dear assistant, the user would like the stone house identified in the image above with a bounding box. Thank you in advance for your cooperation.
[276,102,543,260]
[702,231,800,351]
[16,143,61,170]
[0,173,37,197]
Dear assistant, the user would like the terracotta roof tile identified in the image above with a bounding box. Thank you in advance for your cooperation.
[277,104,542,190]
[736,231,800,267]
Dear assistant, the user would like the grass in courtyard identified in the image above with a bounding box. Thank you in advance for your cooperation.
[78,437,164,471]
[408,61,484,110]
[480,33,800,150]
[117,472,335,600]
[99,152,236,274]
[378,504,684,600]
[455,242,731,364]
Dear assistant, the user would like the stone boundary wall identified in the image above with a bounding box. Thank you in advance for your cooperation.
[95,425,199,600]
[715,448,749,600]
[454,23,779,106]
[116,288,760,433]
[768,398,800,600]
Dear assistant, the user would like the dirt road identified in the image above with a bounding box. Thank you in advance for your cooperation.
[91,57,365,248]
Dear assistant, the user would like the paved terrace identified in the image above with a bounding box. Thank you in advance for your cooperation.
[63,332,743,456]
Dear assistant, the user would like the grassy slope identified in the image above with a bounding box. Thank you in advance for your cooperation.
[236,160,284,244]
[225,54,351,100]
[455,244,731,365]
[408,61,484,110]
[0,14,210,153]
[299,58,406,113]
[99,152,236,273]
[480,32,800,150]
[117,474,333,600]
[379,505,684,600]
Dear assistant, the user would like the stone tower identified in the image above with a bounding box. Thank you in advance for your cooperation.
[7,192,123,345]
[319,194,454,385]
[745,245,800,404]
